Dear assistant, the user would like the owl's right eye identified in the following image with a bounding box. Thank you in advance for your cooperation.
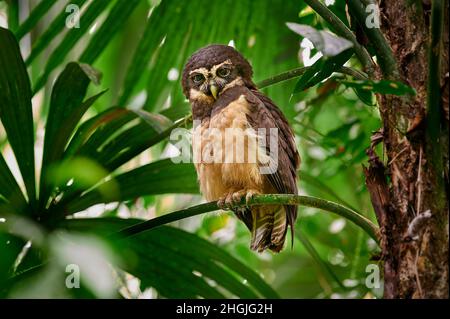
[192,74,205,84]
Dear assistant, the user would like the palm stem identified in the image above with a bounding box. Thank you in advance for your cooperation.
[257,66,367,89]
[346,0,399,79]
[115,194,380,243]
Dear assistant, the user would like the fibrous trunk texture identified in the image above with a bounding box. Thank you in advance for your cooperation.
[366,0,448,298]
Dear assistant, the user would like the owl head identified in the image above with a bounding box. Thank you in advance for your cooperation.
[182,45,256,105]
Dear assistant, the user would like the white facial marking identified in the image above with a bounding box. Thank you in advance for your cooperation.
[190,60,233,78]
[211,59,232,76]
[189,88,214,103]
[189,67,209,76]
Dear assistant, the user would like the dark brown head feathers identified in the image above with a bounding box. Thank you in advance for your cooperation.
[182,44,254,98]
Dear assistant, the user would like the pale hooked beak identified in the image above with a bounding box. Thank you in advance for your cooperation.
[209,83,218,100]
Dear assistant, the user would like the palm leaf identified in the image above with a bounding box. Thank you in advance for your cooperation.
[0,27,36,209]
[0,154,26,212]
[65,158,199,214]
[39,62,103,207]
[15,0,56,40]
[25,0,88,65]
[62,217,279,298]
[33,0,111,92]
[79,0,141,64]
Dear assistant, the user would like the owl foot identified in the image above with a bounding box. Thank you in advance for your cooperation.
[217,190,243,209]
[245,189,260,206]
[217,189,260,210]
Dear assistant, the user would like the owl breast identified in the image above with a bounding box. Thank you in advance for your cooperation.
[193,94,267,201]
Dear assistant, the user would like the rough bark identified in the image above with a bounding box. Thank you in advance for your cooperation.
[366,0,449,298]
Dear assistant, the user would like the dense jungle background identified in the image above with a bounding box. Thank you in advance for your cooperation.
[0,0,447,299]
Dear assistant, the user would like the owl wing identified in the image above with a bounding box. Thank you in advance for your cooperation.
[245,88,300,241]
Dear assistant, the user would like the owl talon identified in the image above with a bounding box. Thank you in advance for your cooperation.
[231,190,246,205]
[224,193,235,208]
[217,197,227,210]
[218,189,260,209]
[218,190,249,210]
[245,190,260,206]
[217,192,237,210]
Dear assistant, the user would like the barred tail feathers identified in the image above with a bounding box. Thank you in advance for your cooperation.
[248,205,288,253]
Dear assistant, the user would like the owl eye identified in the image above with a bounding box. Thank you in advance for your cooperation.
[217,67,231,77]
[192,74,205,84]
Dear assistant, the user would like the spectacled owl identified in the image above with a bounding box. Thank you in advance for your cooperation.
[182,45,300,252]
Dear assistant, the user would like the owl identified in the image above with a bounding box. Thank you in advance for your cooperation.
[182,45,300,252]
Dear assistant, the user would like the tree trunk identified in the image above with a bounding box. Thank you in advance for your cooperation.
[364,0,449,298]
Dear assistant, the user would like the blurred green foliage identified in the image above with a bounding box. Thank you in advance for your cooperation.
[0,0,409,299]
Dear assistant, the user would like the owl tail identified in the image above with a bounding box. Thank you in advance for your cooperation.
[245,206,287,253]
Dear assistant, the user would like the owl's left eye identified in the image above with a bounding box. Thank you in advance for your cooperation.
[217,67,231,77]
[192,74,205,83]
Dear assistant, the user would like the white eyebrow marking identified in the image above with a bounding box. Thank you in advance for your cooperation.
[211,59,232,75]
[189,67,209,76]
[189,60,233,78]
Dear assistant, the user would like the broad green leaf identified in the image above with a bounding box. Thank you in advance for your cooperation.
[5,232,119,299]
[0,154,26,211]
[160,103,191,121]
[15,0,55,40]
[293,59,325,93]
[349,82,376,106]
[286,23,353,57]
[0,200,17,215]
[40,62,103,207]
[60,107,178,211]
[339,79,416,96]
[293,50,353,93]
[131,242,225,298]
[79,0,141,64]
[33,0,111,92]
[25,0,88,65]
[49,232,119,298]
[72,110,173,171]
[0,27,36,208]
[65,158,199,214]
[40,64,101,167]
[47,157,119,203]
[62,218,279,298]
[0,232,26,291]
[64,107,134,158]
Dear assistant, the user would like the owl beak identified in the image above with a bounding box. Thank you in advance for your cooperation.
[209,84,219,100]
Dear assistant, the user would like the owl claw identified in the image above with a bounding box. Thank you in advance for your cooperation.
[245,190,259,206]
[232,190,246,205]
[218,190,260,210]
[217,192,236,210]
[225,192,235,207]
[217,197,228,210]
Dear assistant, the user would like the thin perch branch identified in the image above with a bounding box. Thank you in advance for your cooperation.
[115,194,380,243]
[257,66,368,89]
